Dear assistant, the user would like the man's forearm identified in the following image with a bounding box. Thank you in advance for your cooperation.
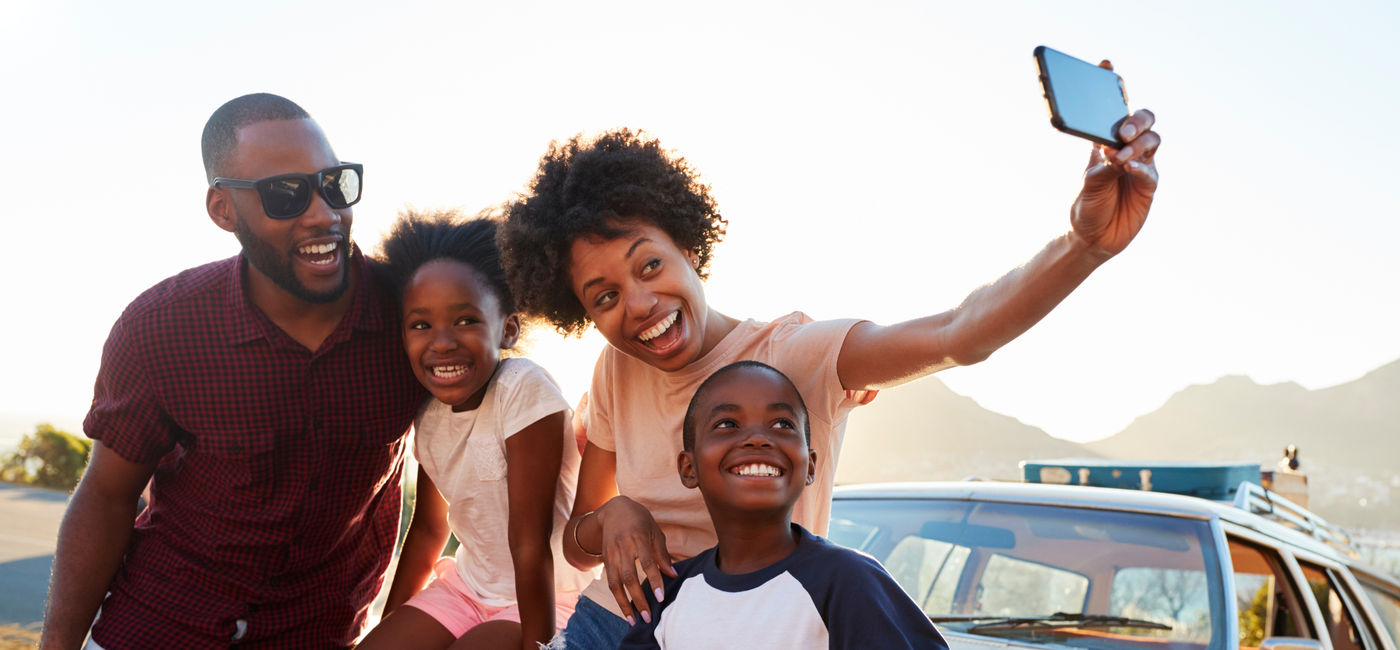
[40,485,138,650]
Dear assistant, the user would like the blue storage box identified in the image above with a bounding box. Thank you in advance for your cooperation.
[1020,458,1261,500]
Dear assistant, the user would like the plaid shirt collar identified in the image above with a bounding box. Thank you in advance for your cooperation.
[222,243,387,348]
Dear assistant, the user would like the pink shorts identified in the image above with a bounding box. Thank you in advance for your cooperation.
[404,557,579,638]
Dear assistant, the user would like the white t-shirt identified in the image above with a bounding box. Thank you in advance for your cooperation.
[414,357,596,606]
[582,312,868,616]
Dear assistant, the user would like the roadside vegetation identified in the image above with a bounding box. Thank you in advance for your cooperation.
[0,424,90,490]
[0,623,40,649]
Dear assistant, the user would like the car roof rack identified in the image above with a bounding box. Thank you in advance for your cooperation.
[1232,481,1359,558]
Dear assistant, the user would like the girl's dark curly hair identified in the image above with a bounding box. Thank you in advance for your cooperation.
[372,207,516,315]
[500,128,727,335]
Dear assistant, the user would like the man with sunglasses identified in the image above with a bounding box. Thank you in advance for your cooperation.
[42,94,425,649]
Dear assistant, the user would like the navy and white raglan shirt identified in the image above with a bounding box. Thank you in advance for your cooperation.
[619,524,948,649]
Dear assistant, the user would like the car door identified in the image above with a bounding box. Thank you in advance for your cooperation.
[1226,533,1318,647]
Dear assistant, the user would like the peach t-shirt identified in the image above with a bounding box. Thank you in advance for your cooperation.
[581,312,865,615]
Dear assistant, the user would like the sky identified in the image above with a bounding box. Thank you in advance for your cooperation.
[1,0,1398,447]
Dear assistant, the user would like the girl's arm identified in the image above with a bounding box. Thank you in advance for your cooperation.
[381,466,451,616]
[838,109,1160,390]
[506,411,569,650]
[563,442,675,626]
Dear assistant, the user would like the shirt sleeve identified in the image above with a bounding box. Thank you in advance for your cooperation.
[767,316,868,427]
[616,585,664,650]
[617,572,679,650]
[584,349,617,452]
[83,314,178,465]
[496,358,571,440]
[812,546,951,650]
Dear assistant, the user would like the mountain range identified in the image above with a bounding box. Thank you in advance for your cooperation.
[836,358,1400,531]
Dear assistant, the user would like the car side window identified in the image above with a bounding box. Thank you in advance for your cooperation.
[882,536,971,612]
[1229,538,1314,646]
[1357,578,1400,646]
[1298,562,1372,650]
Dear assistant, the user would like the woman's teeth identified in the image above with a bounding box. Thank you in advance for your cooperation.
[731,463,783,477]
[638,311,679,342]
[431,365,467,379]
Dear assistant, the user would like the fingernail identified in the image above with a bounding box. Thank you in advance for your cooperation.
[655,587,665,602]
[1115,145,1134,162]
[626,615,636,626]
[641,610,652,624]
[1120,123,1137,139]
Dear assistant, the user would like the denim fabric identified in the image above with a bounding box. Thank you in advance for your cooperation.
[561,595,630,649]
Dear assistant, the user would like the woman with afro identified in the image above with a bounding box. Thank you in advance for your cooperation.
[500,114,1159,648]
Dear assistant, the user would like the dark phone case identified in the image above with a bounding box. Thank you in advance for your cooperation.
[1034,45,1126,148]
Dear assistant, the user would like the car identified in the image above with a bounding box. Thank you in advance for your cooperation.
[828,460,1400,650]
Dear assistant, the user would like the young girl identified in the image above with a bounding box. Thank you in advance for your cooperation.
[359,209,594,650]
[498,115,1159,649]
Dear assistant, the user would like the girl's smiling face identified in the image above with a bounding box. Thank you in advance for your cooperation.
[402,259,519,411]
[568,222,720,373]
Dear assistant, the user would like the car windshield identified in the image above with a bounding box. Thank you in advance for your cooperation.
[830,497,1227,650]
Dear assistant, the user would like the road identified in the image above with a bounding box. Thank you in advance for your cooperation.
[0,483,403,636]
[0,483,67,627]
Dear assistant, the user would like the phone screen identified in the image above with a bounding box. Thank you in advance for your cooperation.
[1035,46,1129,147]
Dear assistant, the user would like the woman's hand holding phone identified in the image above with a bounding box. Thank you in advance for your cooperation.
[1068,60,1160,261]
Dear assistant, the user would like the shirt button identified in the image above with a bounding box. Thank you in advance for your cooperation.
[232,619,248,642]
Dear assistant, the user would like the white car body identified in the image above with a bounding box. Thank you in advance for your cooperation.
[830,480,1400,650]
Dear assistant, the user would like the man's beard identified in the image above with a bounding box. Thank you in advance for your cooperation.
[234,216,350,305]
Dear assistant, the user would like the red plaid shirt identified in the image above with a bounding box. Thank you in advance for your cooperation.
[85,248,426,649]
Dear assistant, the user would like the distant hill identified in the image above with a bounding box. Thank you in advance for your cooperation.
[836,375,1096,484]
[1086,358,1400,529]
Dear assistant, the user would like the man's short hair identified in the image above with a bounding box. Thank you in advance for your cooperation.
[201,93,311,183]
[682,361,811,452]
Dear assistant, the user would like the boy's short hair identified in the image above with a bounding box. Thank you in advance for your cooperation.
[201,93,311,183]
[499,128,728,335]
[682,361,811,452]
[372,207,516,314]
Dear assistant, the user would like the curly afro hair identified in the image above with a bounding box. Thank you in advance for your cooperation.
[500,128,727,335]
[372,206,515,316]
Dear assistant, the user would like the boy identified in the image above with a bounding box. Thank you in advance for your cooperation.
[617,361,948,649]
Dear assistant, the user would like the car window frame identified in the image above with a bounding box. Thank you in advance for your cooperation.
[1227,519,1397,650]
[1223,522,1321,644]
[1352,570,1400,650]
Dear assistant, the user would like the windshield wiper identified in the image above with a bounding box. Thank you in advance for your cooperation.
[937,612,1171,634]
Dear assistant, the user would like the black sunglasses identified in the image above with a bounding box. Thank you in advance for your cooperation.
[213,163,363,220]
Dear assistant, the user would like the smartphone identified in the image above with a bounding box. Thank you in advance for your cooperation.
[1034,46,1129,147]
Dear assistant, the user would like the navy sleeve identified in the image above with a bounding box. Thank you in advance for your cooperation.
[618,556,703,650]
[617,577,664,650]
[796,540,950,649]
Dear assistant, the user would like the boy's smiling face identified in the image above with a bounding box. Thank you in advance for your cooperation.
[679,365,816,515]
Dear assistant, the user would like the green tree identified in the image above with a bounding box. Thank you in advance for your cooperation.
[0,423,92,489]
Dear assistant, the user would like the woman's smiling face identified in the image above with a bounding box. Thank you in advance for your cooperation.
[568,222,714,372]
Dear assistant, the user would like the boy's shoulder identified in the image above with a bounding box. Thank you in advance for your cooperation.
[786,524,896,585]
